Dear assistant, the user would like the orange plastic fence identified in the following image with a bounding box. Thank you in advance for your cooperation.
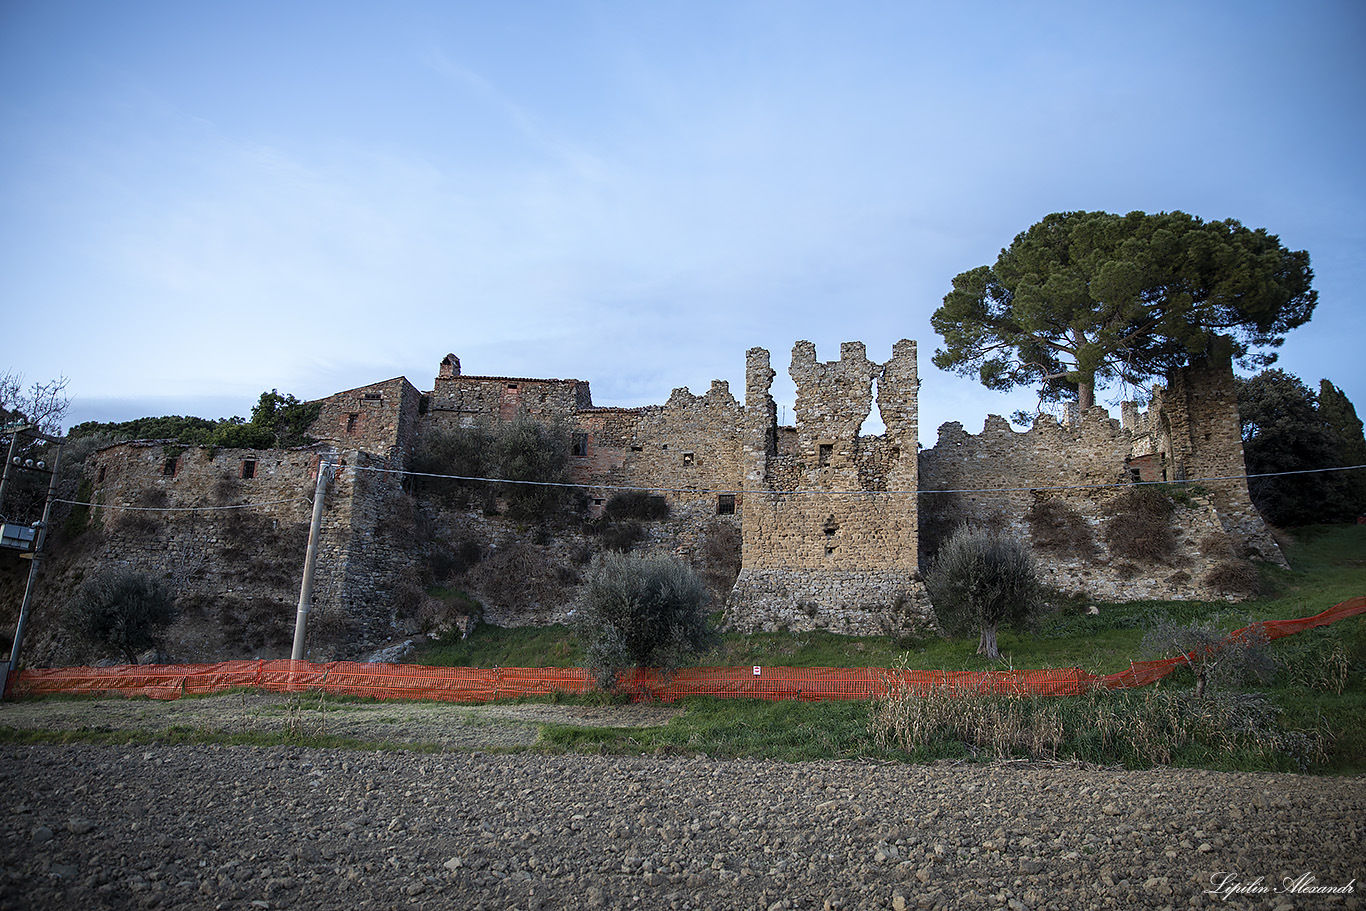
[11,596,1363,704]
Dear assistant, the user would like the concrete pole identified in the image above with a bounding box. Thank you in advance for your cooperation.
[5,440,63,697]
[290,455,333,662]
[0,426,26,519]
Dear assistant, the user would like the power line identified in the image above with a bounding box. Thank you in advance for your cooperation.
[29,463,1366,512]
[344,461,1366,498]
[50,496,311,513]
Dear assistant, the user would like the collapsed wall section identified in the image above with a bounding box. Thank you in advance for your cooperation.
[571,380,746,525]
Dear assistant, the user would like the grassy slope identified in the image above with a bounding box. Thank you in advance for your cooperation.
[414,525,1365,771]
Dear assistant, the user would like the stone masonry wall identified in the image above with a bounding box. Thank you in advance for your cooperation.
[309,376,423,464]
[425,372,592,431]
[918,346,1283,602]
[571,380,747,521]
[729,340,932,635]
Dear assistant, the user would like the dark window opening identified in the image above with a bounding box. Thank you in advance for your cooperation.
[592,498,605,506]
[825,545,837,555]
[1129,468,1141,483]
[682,452,695,466]
[97,465,106,483]
[241,459,257,479]
[363,393,382,401]
[717,494,736,515]
[507,383,518,390]
[162,458,178,477]
[572,433,589,457]
[346,413,359,434]
[818,444,833,466]
[630,444,643,452]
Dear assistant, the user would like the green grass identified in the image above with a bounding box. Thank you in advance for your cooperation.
[414,623,582,667]
[9,525,1362,771]
[421,524,1366,772]
[537,698,893,762]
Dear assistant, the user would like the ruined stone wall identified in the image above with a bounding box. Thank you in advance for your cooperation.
[309,376,422,464]
[1156,342,1283,562]
[729,340,932,635]
[79,441,414,659]
[918,345,1283,601]
[571,380,747,522]
[90,442,321,526]
[425,371,592,431]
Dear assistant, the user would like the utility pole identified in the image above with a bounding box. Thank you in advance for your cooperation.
[0,422,27,515]
[290,454,334,661]
[4,437,63,697]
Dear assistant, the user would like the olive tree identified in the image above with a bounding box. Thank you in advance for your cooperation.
[575,552,719,691]
[64,570,179,664]
[925,528,1042,660]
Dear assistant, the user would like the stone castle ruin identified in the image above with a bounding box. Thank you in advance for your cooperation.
[35,336,1281,660]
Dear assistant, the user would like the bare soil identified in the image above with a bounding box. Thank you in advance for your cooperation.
[1,696,1362,911]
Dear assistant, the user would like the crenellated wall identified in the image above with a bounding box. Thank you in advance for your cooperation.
[36,334,1283,661]
[727,339,932,635]
[919,344,1283,602]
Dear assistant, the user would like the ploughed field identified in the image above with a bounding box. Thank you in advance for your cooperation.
[2,735,1361,911]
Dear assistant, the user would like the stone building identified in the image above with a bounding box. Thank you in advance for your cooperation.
[57,335,1280,657]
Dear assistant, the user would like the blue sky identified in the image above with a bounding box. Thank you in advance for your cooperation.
[2,1,1363,446]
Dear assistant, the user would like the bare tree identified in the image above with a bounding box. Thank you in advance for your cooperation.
[1,370,71,437]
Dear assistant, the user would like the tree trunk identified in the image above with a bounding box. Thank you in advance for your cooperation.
[978,624,1000,660]
[1078,381,1095,411]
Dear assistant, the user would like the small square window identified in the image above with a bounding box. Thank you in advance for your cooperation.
[818,444,833,466]
[717,494,736,515]
[241,459,257,480]
[507,383,519,390]
[162,458,178,477]
[682,452,695,466]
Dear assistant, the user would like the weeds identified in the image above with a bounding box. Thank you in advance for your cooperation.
[868,683,1328,770]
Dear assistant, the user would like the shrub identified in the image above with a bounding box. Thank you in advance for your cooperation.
[924,528,1042,660]
[409,426,489,507]
[63,570,179,664]
[598,519,645,552]
[1102,486,1177,564]
[695,519,743,599]
[1203,559,1263,599]
[575,552,720,691]
[604,490,670,521]
[1141,618,1275,698]
[411,417,577,522]
[1024,497,1095,557]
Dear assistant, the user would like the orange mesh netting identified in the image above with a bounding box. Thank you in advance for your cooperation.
[10,596,1363,704]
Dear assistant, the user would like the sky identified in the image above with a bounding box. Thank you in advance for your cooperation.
[2,0,1363,447]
